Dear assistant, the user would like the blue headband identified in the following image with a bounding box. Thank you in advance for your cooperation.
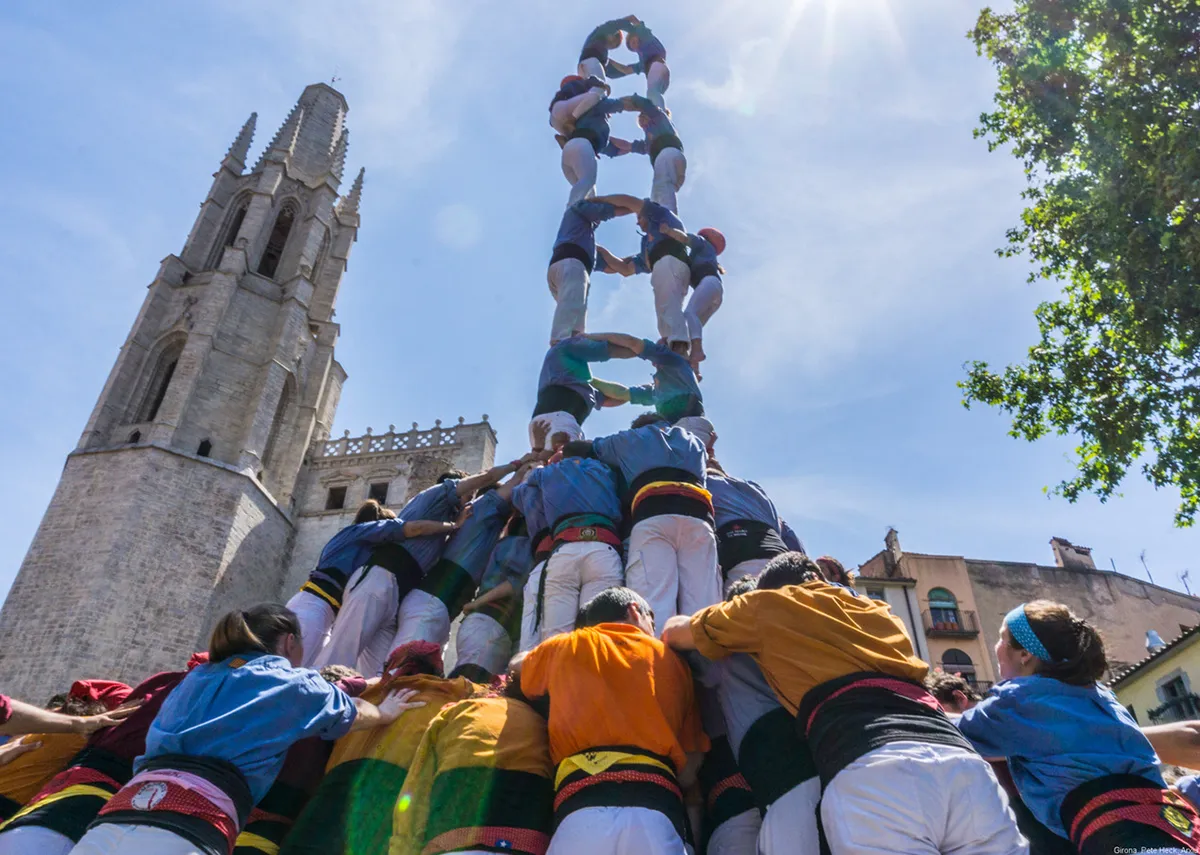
[1004,604,1056,662]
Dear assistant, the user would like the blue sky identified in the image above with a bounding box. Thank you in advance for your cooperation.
[0,0,1195,604]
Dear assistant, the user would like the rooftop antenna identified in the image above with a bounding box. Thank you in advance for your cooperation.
[1181,569,1192,597]
[1140,550,1155,585]
[331,66,341,85]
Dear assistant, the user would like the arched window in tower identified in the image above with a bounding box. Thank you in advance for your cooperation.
[207,197,250,269]
[261,379,293,472]
[940,648,977,684]
[137,338,186,423]
[257,202,297,279]
[928,587,962,631]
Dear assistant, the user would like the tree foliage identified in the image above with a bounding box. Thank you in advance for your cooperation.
[963,0,1200,525]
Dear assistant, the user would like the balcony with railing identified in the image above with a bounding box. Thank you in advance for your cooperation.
[1149,694,1200,725]
[923,609,980,638]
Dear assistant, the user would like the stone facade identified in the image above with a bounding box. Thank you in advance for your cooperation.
[0,83,496,699]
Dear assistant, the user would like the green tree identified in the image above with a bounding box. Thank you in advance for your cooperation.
[963,0,1200,525]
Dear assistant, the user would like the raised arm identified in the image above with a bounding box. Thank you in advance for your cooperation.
[589,378,632,405]
[495,462,537,502]
[402,520,459,539]
[0,697,138,737]
[596,246,637,278]
[604,59,635,79]
[661,225,690,245]
[586,332,646,355]
[592,194,644,214]
[455,459,530,499]
[348,688,425,733]
[462,580,515,614]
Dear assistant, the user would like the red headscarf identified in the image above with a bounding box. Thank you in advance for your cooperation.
[384,641,444,678]
[69,680,133,711]
[186,652,210,671]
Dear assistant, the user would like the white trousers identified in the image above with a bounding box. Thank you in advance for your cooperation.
[518,560,547,653]
[548,257,590,344]
[455,612,512,678]
[393,588,452,650]
[539,542,625,642]
[684,275,723,345]
[646,60,670,108]
[578,57,605,80]
[708,808,760,855]
[548,806,690,855]
[650,147,686,213]
[651,255,692,346]
[550,89,606,135]
[759,777,822,855]
[0,826,75,855]
[70,823,206,855]
[312,565,397,677]
[625,515,721,629]
[561,137,598,205]
[821,741,1028,855]
[723,557,770,596]
[285,589,335,668]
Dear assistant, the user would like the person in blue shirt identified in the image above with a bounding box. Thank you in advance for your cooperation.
[452,517,534,683]
[549,74,609,137]
[592,194,693,356]
[577,16,637,80]
[70,604,423,855]
[663,225,726,374]
[313,460,531,677]
[547,199,637,346]
[958,600,1199,854]
[529,336,632,456]
[513,450,624,644]
[558,98,633,206]
[568,413,720,627]
[615,94,685,213]
[583,332,703,424]
[393,464,534,652]
[606,17,669,108]
[285,499,457,668]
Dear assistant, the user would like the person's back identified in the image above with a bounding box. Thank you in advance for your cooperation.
[518,587,707,855]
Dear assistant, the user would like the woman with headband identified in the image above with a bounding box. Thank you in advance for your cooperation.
[958,600,1200,854]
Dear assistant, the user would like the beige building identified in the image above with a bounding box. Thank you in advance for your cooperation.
[1111,626,1200,725]
[0,84,495,698]
[857,530,1200,687]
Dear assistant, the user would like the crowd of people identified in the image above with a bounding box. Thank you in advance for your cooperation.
[1,14,1199,855]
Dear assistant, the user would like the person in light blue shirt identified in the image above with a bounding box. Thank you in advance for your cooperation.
[618,94,685,213]
[605,17,669,108]
[705,463,804,594]
[510,471,551,654]
[558,98,633,206]
[577,16,637,80]
[453,520,534,683]
[395,469,531,650]
[74,604,423,855]
[549,74,609,136]
[583,332,702,424]
[958,601,1183,852]
[546,199,636,346]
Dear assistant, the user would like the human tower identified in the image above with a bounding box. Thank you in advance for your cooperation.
[0,16,1196,855]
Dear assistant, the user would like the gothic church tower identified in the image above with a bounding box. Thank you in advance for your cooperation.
[0,84,363,697]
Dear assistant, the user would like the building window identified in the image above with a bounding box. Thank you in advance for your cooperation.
[928,588,962,630]
[369,482,390,504]
[261,381,292,472]
[864,586,886,602]
[257,204,296,279]
[208,200,248,268]
[941,648,977,685]
[197,439,212,457]
[325,486,347,511]
[128,430,141,444]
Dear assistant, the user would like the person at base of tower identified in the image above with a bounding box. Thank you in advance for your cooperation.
[393,466,532,651]
[690,576,821,855]
[0,657,208,855]
[286,499,454,667]
[957,601,1199,855]
[514,587,708,855]
[662,552,1028,855]
[546,199,637,345]
[694,689,759,855]
[605,20,669,108]
[512,446,623,644]
[558,96,632,206]
[510,457,554,654]
[279,643,481,855]
[659,225,726,372]
[566,415,719,632]
[68,604,423,855]
[616,95,685,214]
[233,665,369,855]
[315,460,530,676]
[591,195,692,352]
[583,332,703,423]
[389,680,553,855]
[549,75,609,137]
[577,17,636,80]
[0,682,131,824]
[454,516,534,683]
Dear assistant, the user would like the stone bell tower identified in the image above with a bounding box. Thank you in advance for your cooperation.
[0,84,364,697]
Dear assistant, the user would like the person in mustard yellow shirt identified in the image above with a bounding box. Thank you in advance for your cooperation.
[514,587,708,855]
[662,553,1028,855]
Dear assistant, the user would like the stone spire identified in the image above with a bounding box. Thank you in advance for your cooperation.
[329,129,348,183]
[226,113,257,167]
[337,167,364,216]
[254,102,304,170]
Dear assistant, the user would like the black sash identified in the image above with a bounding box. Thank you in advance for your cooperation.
[355,542,424,608]
[1061,772,1200,855]
[532,383,591,425]
[649,133,684,165]
[648,239,689,268]
[549,241,595,274]
[716,520,788,576]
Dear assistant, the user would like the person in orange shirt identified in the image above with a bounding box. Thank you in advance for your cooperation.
[662,553,1027,855]
[515,587,708,855]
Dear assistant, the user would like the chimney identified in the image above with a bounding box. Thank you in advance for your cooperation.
[884,528,903,577]
[1050,537,1096,570]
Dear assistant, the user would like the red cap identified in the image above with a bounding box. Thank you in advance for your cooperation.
[69,680,133,711]
[560,74,583,89]
[186,652,210,671]
[697,228,726,255]
[385,641,444,678]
